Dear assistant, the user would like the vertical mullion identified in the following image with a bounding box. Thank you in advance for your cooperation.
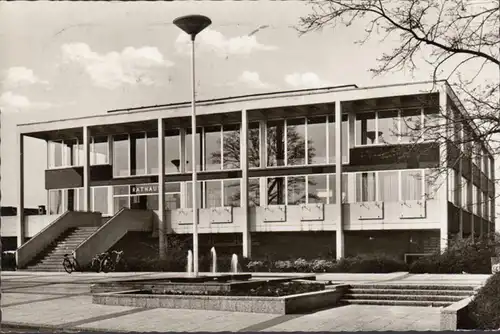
[305,175,309,204]
[221,179,224,207]
[375,111,379,144]
[284,119,288,166]
[220,126,224,170]
[305,117,308,166]
[127,134,131,176]
[398,170,403,202]
[326,116,330,164]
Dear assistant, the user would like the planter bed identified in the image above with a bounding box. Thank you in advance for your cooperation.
[93,284,349,314]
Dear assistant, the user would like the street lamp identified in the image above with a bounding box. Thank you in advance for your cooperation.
[173,14,212,277]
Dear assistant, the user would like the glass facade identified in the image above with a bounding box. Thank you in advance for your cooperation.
[49,106,484,223]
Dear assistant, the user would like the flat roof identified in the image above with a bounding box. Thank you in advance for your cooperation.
[107,84,359,113]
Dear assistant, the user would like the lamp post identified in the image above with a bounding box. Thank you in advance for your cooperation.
[173,14,212,277]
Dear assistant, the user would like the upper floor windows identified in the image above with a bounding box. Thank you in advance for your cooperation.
[48,136,109,169]
[355,108,426,146]
[267,115,349,167]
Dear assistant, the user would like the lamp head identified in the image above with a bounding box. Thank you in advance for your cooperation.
[173,15,212,41]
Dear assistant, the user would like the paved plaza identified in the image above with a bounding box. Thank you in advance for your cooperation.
[1,271,489,332]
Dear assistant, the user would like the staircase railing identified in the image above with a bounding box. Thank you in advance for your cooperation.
[16,211,102,268]
[74,209,153,268]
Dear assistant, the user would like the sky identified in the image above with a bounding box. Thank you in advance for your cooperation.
[0,1,498,210]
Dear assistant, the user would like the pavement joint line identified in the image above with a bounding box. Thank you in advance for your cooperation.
[1,292,91,308]
[2,291,90,296]
[60,307,153,328]
[0,321,105,333]
[237,314,307,332]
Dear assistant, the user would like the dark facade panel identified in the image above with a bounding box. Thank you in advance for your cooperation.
[91,175,159,187]
[447,203,460,234]
[462,211,472,234]
[46,164,113,189]
[45,167,83,189]
[447,143,460,169]
[461,157,471,179]
[349,143,439,168]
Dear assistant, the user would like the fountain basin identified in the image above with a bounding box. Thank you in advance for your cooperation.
[91,274,316,294]
[93,284,348,314]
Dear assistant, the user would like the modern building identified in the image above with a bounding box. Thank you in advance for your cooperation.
[7,80,496,270]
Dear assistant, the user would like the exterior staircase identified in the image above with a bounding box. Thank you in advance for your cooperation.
[24,227,99,272]
[341,284,476,307]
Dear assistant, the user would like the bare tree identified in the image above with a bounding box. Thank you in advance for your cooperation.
[299,0,500,211]
[299,0,498,149]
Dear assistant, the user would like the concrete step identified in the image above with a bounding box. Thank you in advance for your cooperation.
[352,284,475,291]
[341,299,451,307]
[349,288,473,296]
[344,293,464,302]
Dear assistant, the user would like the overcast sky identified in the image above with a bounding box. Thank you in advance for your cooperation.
[0,1,498,208]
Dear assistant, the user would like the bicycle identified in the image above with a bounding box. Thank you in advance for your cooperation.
[62,252,80,274]
[101,250,125,273]
[90,252,109,273]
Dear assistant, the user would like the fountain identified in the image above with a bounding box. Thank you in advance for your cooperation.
[230,254,238,273]
[210,247,217,274]
[187,250,193,276]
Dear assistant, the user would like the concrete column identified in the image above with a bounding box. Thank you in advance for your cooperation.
[438,85,449,252]
[335,101,344,260]
[259,120,267,206]
[17,133,25,248]
[241,109,251,258]
[158,118,166,259]
[490,157,496,231]
[83,126,91,212]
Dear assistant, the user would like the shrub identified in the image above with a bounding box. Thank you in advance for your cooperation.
[335,254,408,273]
[467,272,500,329]
[409,236,496,274]
[293,258,312,273]
[311,259,335,273]
[274,260,294,272]
[246,260,268,272]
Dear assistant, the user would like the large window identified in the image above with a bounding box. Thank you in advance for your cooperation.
[92,187,109,215]
[186,181,202,208]
[165,182,181,210]
[355,112,377,145]
[377,110,399,144]
[267,120,286,167]
[47,140,66,168]
[48,189,64,214]
[165,129,181,174]
[401,108,422,143]
[356,108,427,145]
[287,176,306,204]
[146,132,158,175]
[328,114,349,163]
[287,118,306,166]
[113,134,129,177]
[424,169,439,200]
[92,136,109,165]
[308,174,327,204]
[356,172,377,202]
[267,177,286,205]
[307,117,327,165]
[223,179,241,207]
[248,178,260,206]
[223,124,241,170]
[248,123,260,168]
[205,180,222,207]
[401,170,423,201]
[328,174,349,204]
[186,128,202,172]
[131,133,146,176]
[205,126,222,171]
[378,171,399,202]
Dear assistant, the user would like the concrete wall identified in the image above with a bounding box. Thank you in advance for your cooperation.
[1,214,62,238]
[164,200,442,234]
